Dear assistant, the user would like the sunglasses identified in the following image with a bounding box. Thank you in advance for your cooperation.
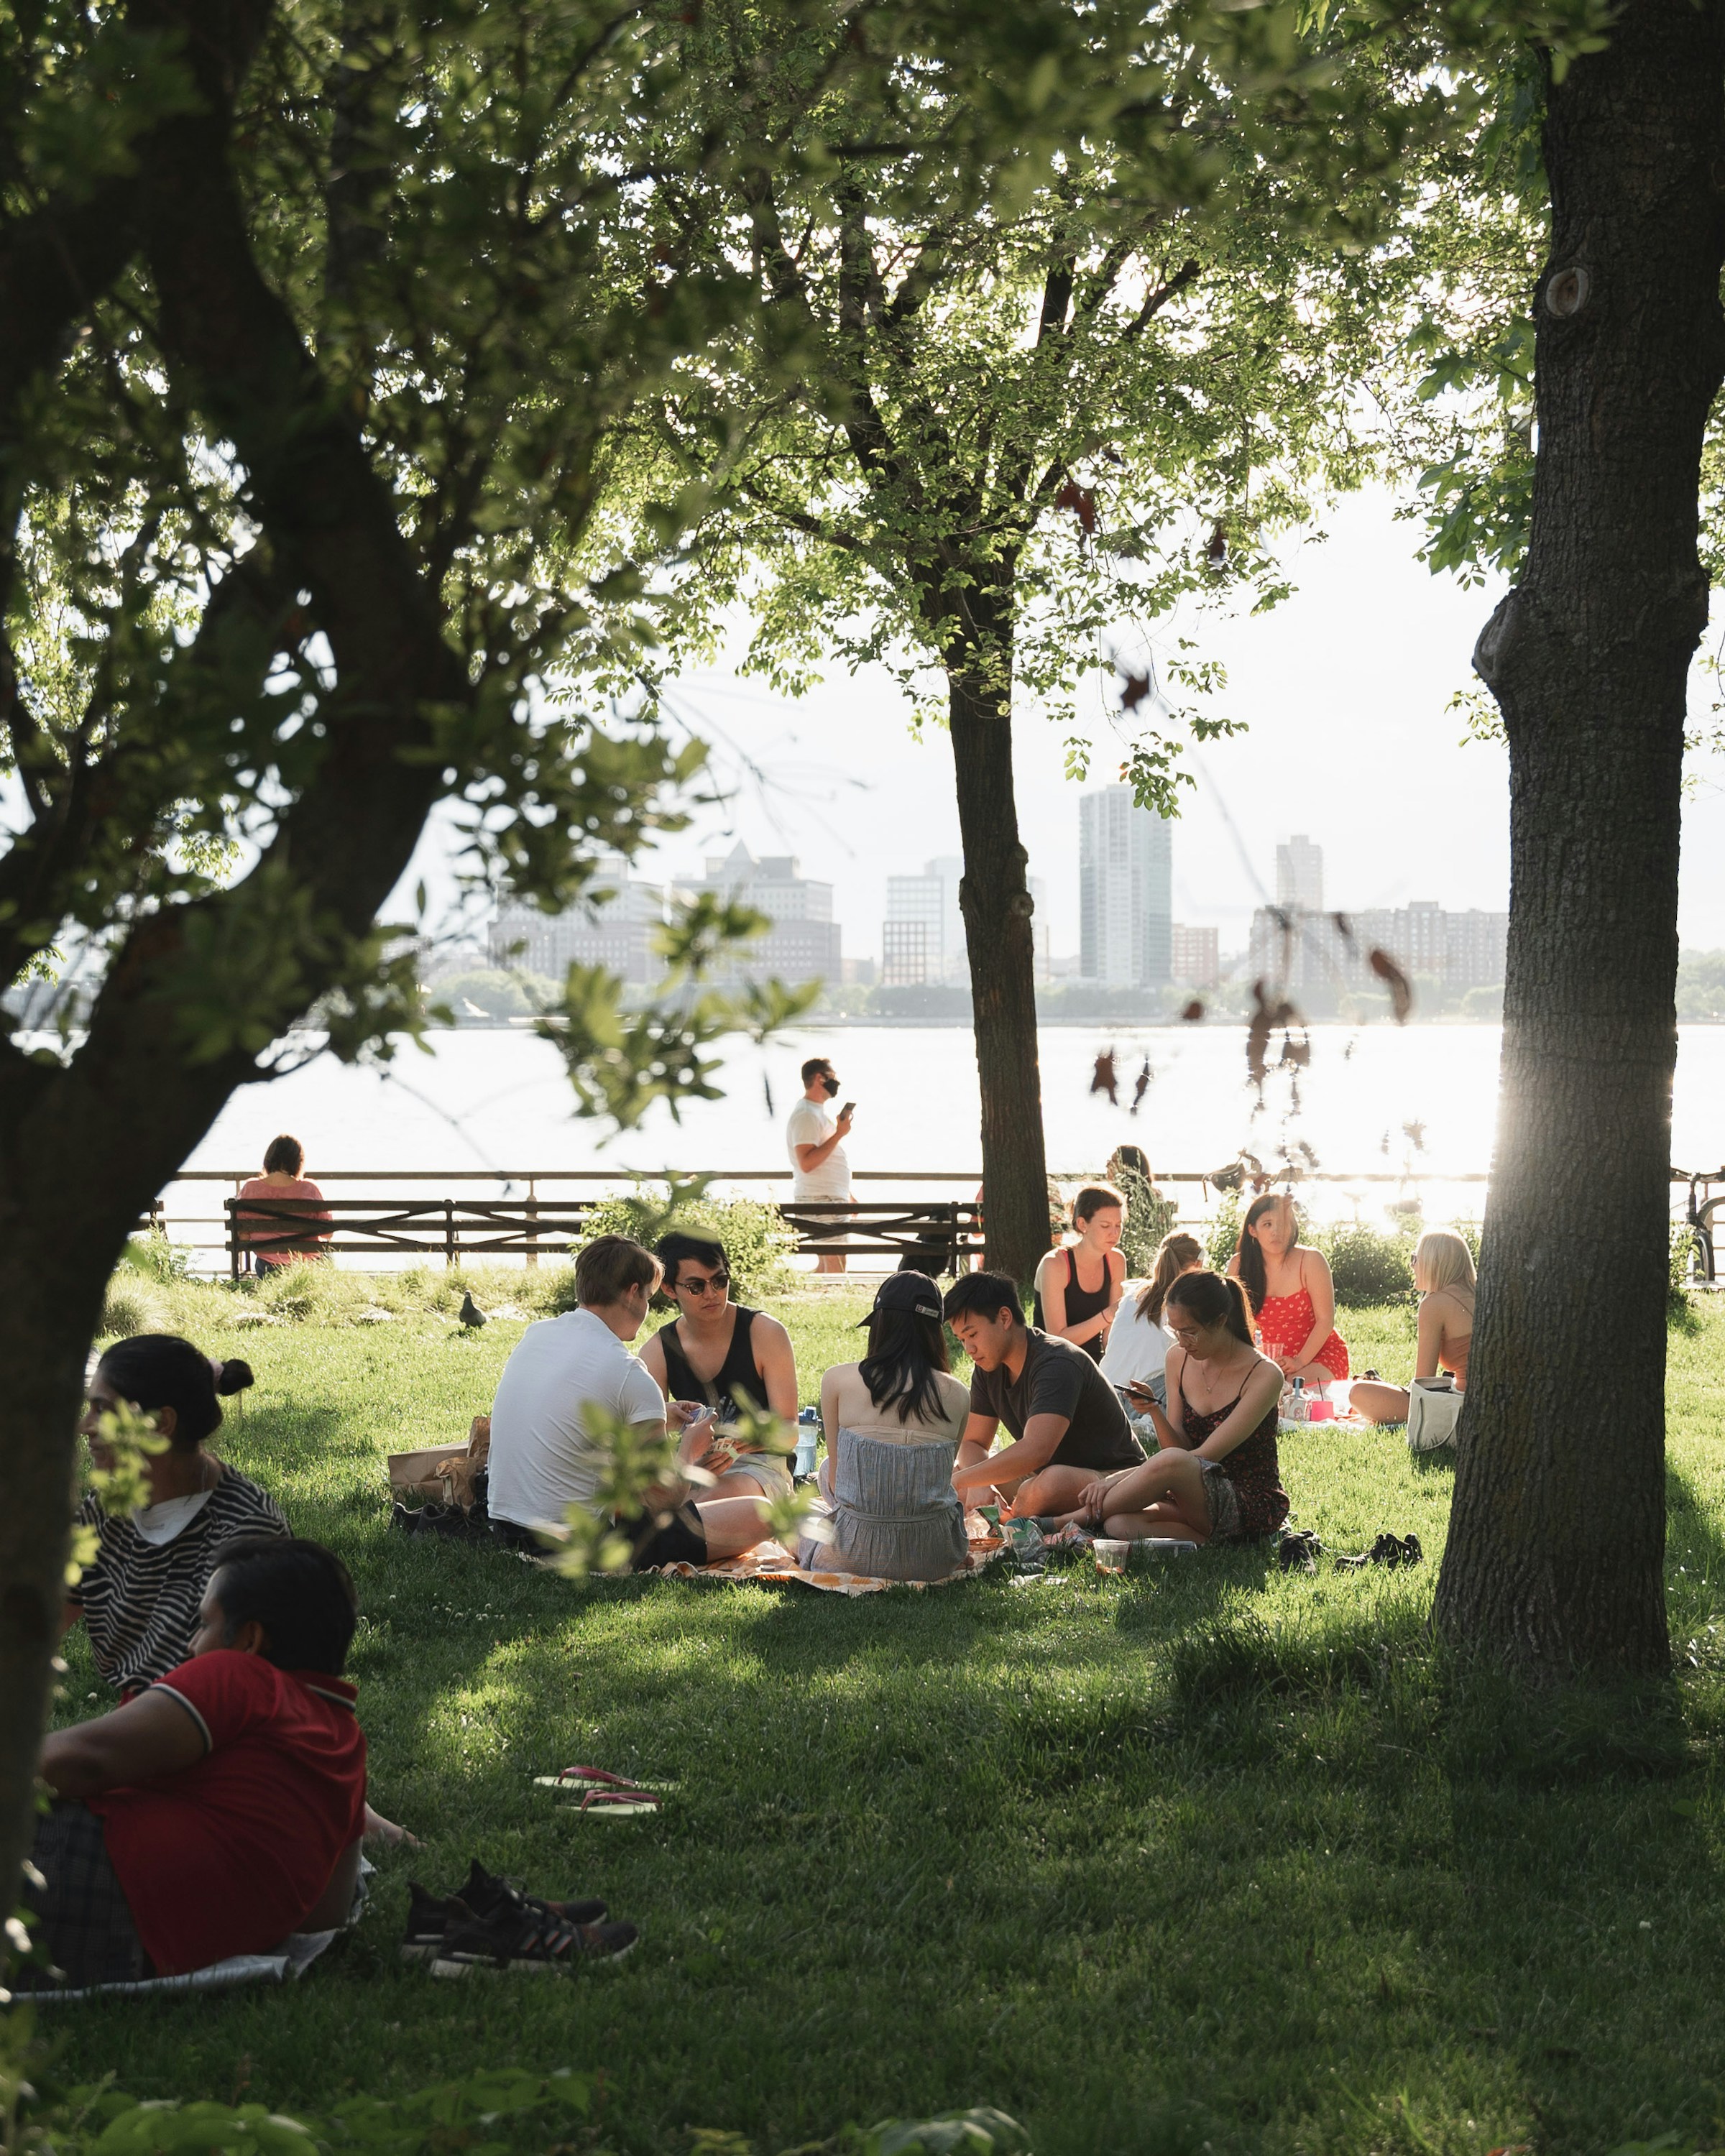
[677,1272,730,1296]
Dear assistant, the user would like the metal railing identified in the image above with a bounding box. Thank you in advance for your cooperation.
[119,1164,1725,1279]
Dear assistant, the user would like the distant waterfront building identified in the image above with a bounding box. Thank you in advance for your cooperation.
[1276,834,1325,914]
[1078,786,1172,987]
[490,867,667,985]
[693,842,842,987]
[881,858,1047,987]
[1248,896,1509,997]
[1169,923,1220,989]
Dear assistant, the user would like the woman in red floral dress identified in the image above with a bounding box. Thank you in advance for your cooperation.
[1228,1193,1350,1384]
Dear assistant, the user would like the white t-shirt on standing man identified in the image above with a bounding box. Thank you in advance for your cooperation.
[487,1308,666,1531]
[786,1095,851,1201]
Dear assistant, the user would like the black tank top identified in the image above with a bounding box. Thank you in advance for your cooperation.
[1033,1250,1111,1362]
[658,1306,766,1419]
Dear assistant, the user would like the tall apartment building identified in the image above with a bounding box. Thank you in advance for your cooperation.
[1169,923,1220,989]
[883,857,1049,987]
[1078,785,1173,987]
[693,842,842,987]
[1276,834,1325,914]
[489,867,668,986]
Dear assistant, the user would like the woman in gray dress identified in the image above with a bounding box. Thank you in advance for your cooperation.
[797,1271,970,1581]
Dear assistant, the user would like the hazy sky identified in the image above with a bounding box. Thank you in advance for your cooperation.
[417,484,1725,962]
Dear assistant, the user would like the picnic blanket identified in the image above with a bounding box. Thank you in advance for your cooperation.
[645,1523,1011,1595]
[27,1927,339,2005]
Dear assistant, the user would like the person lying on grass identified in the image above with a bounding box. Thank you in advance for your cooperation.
[944,1271,1144,1521]
[1053,1271,1289,1547]
[19,1536,368,1990]
[637,1230,799,1506]
[487,1233,781,1570]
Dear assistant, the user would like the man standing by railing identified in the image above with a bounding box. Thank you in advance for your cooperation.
[786,1056,855,1275]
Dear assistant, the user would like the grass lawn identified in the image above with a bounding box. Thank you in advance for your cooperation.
[42,1277,1725,2156]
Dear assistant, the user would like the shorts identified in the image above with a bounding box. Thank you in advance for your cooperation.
[1198,1461,1243,1544]
[620,1500,709,1572]
[17,1800,150,1989]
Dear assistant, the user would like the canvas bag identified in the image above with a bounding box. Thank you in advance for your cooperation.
[388,1416,490,1506]
[1406,1379,1463,1455]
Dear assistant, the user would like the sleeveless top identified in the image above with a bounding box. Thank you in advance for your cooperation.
[1254,1284,1351,1380]
[1177,1365,1289,1540]
[658,1307,768,1419]
[1033,1249,1112,1362]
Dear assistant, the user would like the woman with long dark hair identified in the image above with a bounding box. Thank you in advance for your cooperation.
[1228,1192,1350,1385]
[796,1271,969,1580]
[1064,1270,1288,1544]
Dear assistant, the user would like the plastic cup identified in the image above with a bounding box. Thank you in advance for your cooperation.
[1094,1539,1129,1575]
[1306,1399,1335,1423]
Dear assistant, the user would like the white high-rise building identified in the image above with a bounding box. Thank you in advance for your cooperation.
[1276,834,1325,915]
[883,854,975,985]
[1078,786,1172,987]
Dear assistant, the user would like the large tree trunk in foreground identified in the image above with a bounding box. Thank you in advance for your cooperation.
[949,658,1051,1284]
[1435,0,1725,1674]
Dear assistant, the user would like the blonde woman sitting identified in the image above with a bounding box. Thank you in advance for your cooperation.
[1099,1230,1204,1416]
[1350,1229,1476,1425]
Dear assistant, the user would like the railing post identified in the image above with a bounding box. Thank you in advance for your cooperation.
[525,1179,539,1269]
[446,1199,457,1268]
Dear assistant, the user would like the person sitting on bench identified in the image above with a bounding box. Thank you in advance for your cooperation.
[20,1536,367,1989]
[944,1272,1144,1521]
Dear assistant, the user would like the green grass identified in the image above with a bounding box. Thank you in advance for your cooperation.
[42,1282,1725,2155]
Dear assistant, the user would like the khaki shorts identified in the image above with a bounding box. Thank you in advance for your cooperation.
[1199,1460,1243,1543]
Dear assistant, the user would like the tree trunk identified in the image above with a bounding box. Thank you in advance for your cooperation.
[947,652,1051,1285]
[1433,0,1725,1674]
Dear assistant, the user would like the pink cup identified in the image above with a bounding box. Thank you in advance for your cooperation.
[1305,1399,1335,1422]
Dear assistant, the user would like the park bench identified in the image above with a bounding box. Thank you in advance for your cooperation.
[221,1192,986,1276]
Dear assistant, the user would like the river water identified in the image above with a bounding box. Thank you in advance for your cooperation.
[167,1020,1725,1240]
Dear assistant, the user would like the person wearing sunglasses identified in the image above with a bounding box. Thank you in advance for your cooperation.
[638,1232,801,1504]
[786,1056,855,1273]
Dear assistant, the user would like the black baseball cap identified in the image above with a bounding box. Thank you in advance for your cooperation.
[854,1270,944,1325]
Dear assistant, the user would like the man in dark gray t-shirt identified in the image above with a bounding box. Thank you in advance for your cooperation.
[944,1272,1144,1518]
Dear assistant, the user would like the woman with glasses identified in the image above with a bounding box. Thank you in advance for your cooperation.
[638,1232,801,1504]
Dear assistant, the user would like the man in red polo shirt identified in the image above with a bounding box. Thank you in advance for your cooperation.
[19,1535,367,1986]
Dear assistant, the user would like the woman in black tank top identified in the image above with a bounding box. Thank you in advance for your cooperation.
[1033,1186,1126,1360]
[657,1307,767,1415]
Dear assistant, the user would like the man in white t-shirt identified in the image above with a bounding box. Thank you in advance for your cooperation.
[785,1056,855,1274]
[487,1235,780,1569]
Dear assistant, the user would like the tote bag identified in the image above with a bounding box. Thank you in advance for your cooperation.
[1407,1378,1463,1455]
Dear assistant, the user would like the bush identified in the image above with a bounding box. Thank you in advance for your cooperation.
[556,1186,796,1308]
[1205,1194,1241,1273]
[119,1228,193,1283]
[1310,1220,1414,1304]
[97,1280,158,1340]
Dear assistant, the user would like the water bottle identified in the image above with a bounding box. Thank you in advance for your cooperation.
[1289,1377,1307,1425]
[795,1406,819,1480]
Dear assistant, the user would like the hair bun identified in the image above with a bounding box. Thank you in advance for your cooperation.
[214,1358,256,1396]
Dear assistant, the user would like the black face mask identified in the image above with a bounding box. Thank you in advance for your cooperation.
[822,1076,840,1097]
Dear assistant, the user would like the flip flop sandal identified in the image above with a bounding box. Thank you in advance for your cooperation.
[566,1788,663,1818]
[533,1766,669,1793]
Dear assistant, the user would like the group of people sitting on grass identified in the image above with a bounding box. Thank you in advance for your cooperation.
[477,1186,1476,1578]
[28,1335,627,1994]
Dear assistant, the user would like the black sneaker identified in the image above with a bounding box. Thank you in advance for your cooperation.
[1399,1534,1423,1567]
[1278,1529,1322,1575]
[429,1894,637,1975]
[1336,1530,1410,1572]
[401,1865,608,1963]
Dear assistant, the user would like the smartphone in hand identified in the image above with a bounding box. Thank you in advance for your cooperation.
[841,1100,856,1117]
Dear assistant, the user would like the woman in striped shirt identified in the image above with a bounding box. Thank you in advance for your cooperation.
[67,1335,288,1697]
